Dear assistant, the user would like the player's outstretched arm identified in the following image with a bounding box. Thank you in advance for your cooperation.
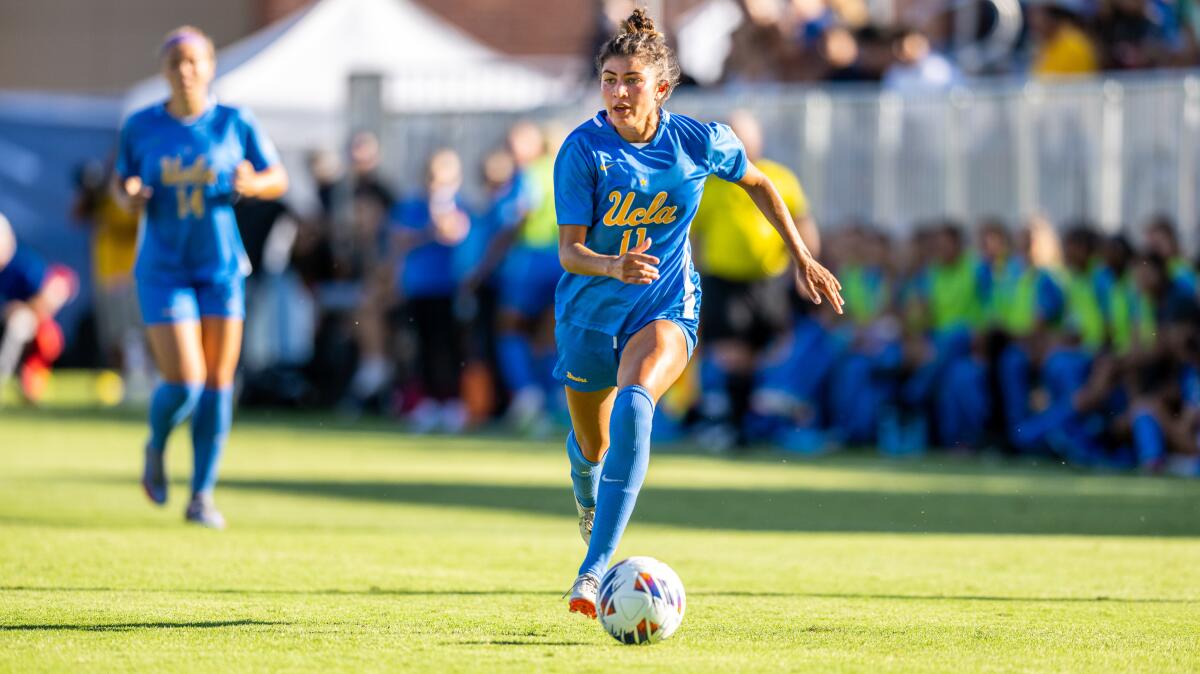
[734,165,844,313]
[558,224,659,285]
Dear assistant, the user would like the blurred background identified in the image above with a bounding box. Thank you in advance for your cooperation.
[1,0,1198,473]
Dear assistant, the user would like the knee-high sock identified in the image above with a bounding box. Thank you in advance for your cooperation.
[579,385,653,579]
[190,387,233,495]
[148,382,203,453]
[566,431,600,508]
[497,332,536,393]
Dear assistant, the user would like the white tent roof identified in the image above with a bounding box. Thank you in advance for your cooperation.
[124,0,581,116]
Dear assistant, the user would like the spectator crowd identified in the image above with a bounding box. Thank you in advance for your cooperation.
[659,0,1200,87]
[2,106,1193,478]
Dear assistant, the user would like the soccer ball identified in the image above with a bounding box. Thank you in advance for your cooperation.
[597,556,686,645]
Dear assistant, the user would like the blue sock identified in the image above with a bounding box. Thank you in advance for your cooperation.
[147,382,203,453]
[566,431,600,508]
[579,385,653,579]
[190,387,233,495]
[497,332,535,392]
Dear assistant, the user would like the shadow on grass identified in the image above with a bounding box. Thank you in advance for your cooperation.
[4,585,1194,604]
[453,640,592,647]
[0,619,286,632]
[216,477,1200,537]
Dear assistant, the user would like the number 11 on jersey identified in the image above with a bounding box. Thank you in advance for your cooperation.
[619,227,647,256]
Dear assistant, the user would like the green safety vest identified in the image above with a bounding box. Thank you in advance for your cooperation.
[930,255,983,332]
[993,264,1040,337]
[1108,276,1157,353]
[519,157,558,249]
[1062,268,1105,350]
[841,265,888,327]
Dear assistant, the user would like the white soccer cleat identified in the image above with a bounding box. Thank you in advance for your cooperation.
[576,500,595,545]
[565,572,599,619]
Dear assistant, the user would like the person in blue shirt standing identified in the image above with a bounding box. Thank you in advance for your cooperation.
[113,26,288,529]
[559,9,844,619]
[390,148,471,433]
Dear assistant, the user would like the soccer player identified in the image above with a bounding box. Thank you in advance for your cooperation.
[113,26,288,528]
[557,9,843,617]
[0,212,76,405]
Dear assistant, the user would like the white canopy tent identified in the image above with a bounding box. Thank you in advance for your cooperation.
[123,0,583,146]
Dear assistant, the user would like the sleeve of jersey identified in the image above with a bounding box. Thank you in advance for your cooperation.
[553,138,595,227]
[114,117,136,180]
[238,108,281,171]
[706,123,748,182]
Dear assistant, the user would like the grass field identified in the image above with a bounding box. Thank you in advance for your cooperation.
[2,380,1200,673]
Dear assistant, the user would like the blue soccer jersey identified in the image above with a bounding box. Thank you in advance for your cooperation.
[0,243,47,304]
[116,102,280,284]
[553,110,747,336]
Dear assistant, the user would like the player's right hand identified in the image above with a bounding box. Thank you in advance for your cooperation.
[608,237,659,285]
[122,176,153,209]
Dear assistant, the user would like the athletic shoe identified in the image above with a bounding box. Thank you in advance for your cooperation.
[565,572,599,618]
[576,500,595,545]
[141,443,167,506]
[184,493,226,530]
[407,399,441,434]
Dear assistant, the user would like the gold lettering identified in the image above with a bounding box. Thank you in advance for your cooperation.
[603,191,622,226]
[613,192,635,225]
[602,190,678,227]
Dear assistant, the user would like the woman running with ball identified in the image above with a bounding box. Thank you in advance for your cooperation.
[113,26,288,528]
[559,9,844,616]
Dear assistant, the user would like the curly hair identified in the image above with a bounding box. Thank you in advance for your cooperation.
[595,8,681,97]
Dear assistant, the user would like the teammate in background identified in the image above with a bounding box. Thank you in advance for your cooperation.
[113,26,288,528]
[1143,215,1197,296]
[463,122,562,430]
[557,9,843,618]
[389,149,471,433]
[0,213,76,405]
[72,157,152,402]
[690,109,818,448]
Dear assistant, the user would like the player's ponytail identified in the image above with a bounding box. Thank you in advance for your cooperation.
[621,8,661,38]
[596,8,680,99]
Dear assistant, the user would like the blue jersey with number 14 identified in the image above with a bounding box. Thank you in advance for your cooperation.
[116,102,280,285]
[553,109,747,336]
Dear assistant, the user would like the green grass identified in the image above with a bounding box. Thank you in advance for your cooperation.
[2,378,1200,672]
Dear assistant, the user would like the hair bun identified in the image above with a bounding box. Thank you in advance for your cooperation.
[622,8,660,37]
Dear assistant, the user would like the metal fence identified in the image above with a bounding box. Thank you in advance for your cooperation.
[379,71,1200,253]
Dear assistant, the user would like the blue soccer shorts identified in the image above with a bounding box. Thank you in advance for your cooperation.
[136,276,245,325]
[553,316,698,393]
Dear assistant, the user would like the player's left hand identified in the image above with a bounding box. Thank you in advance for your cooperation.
[233,161,259,198]
[795,256,844,315]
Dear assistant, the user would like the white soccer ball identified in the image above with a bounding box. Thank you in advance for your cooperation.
[597,556,686,645]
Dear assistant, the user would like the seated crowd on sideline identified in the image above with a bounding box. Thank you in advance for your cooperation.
[8,113,1199,476]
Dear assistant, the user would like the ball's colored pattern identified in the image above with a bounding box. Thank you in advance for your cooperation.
[597,556,686,645]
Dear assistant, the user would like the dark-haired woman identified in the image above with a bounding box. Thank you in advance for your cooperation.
[113,26,288,528]
[555,9,844,617]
